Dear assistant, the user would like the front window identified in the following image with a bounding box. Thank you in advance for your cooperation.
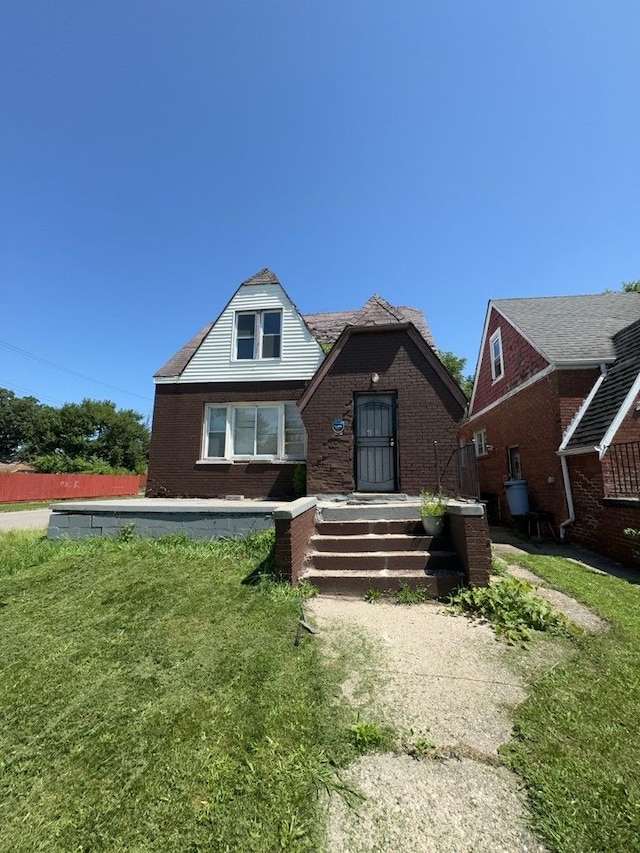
[235,311,282,360]
[204,402,306,460]
[489,328,504,381]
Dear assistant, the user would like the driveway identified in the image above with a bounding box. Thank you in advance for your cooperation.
[0,509,51,532]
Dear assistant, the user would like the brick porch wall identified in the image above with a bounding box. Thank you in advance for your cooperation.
[274,498,317,583]
[448,503,492,587]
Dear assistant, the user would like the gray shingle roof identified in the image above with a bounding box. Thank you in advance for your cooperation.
[154,322,214,378]
[566,318,640,449]
[494,293,640,362]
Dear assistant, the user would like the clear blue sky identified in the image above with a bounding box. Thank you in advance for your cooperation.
[2,0,639,422]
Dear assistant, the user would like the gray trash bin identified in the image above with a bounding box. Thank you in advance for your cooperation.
[504,479,529,515]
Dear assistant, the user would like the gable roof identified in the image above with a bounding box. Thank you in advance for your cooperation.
[492,293,640,363]
[298,322,466,413]
[304,295,436,349]
[565,317,640,451]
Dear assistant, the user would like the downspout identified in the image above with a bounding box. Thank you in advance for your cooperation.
[559,453,575,541]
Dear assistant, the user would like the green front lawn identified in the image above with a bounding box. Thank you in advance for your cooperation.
[501,552,640,853]
[0,500,52,512]
[0,531,355,852]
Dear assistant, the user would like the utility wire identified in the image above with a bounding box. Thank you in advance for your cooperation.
[0,378,66,406]
[0,338,152,402]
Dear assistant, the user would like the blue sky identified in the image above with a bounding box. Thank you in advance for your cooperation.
[2,0,639,422]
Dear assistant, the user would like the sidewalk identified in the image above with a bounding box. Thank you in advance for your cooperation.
[490,526,640,586]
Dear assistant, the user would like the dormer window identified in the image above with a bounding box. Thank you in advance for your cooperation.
[235,310,282,360]
[489,328,504,381]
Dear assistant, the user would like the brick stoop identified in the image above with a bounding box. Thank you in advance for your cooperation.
[300,503,464,596]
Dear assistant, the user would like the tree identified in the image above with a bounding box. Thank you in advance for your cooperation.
[439,351,474,399]
[0,388,150,471]
[621,280,640,292]
[0,389,42,460]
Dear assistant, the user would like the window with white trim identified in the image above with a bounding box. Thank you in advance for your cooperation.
[474,428,488,457]
[489,328,504,381]
[234,311,282,360]
[203,402,306,460]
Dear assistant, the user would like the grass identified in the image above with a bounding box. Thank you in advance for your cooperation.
[499,552,640,852]
[0,529,360,852]
[0,500,52,512]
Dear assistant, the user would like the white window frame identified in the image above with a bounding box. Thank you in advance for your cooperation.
[489,328,504,381]
[474,428,488,458]
[201,402,306,461]
[233,310,282,361]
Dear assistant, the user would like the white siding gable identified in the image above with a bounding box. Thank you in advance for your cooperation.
[178,282,325,383]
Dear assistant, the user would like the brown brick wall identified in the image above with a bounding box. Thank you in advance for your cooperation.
[301,329,465,495]
[569,453,640,567]
[459,369,599,531]
[274,505,317,583]
[147,381,307,498]
[471,307,549,415]
[449,510,492,587]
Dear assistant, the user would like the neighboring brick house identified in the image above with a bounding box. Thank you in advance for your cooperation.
[147,268,467,499]
[459,293,640,566]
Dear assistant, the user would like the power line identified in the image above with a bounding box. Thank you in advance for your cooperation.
[0,338,152,402]
[0,379,66,406]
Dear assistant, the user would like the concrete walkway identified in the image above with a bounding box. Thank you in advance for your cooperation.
[491,526,640,585]
[0,509,51,532]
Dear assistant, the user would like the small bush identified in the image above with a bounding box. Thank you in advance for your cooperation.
[31,453,134,475]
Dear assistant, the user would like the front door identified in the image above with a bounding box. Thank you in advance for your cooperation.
[354,393,397,492]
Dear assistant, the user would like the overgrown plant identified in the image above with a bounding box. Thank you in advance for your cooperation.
[418,489,447,518]
[448,576,575,646]
[348,714,394,754]
[364,587,382,603]
[395,582,428,605]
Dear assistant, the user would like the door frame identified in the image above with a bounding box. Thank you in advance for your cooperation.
[353,392,398,492]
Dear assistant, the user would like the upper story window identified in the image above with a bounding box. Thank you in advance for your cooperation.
[489,328,504,381]
[235,310,282,360]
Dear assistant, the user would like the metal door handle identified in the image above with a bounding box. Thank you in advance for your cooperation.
[389,438,395,447]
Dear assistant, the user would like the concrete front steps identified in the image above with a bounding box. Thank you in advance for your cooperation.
[301,501,464,596]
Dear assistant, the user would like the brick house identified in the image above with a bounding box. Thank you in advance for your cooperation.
[459,293,640,566]
[147,268,467,500]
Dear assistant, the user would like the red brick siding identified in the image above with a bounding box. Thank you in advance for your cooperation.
[301,329,465,495]
[147,381,307,498]
[611,391,640,445]
[460,369,599,531]
[569,453,640,567]
[471,307,549,415]
[275,505,317,583]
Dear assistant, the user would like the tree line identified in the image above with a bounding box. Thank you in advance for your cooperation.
[0,389,150,473]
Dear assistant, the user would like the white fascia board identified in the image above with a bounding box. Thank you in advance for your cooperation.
[154,376,179,384]
[598,369,640,457]
[464,364,555,424]
[555,358,616,369]
[558,371,605,453]
[468,301,493,414]
[557,445,599,457]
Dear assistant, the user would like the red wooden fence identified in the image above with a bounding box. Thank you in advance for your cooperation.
[0,473,144,503]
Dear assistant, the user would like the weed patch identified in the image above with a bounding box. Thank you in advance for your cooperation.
[394,582,428,605]
[448,576,574,646]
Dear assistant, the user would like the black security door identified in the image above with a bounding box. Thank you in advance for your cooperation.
[354,393,397,492]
